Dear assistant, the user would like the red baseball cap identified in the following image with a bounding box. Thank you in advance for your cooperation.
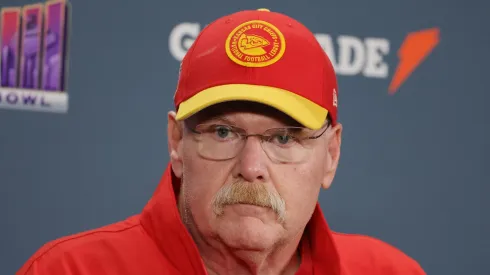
[173,8,338,129]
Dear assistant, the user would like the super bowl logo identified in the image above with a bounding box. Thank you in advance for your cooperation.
[0,0,70,113]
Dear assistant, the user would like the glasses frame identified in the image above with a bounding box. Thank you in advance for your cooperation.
[184,118,332,162]
[186,118,331,142]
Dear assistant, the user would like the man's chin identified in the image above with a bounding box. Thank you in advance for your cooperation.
[215,217,280,250]
[212,206,285,248]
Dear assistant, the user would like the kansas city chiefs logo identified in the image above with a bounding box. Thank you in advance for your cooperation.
[239,34,270,55]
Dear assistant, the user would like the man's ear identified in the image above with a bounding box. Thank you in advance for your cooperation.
[168,111,184,178]
[322,123,342,189]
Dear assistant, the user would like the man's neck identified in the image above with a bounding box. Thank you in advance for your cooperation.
[200,235,303,275]
[181,212,304,274]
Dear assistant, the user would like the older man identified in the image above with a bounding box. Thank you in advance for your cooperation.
[17,9,425,275]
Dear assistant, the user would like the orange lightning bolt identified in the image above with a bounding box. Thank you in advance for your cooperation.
[388,28,440,94]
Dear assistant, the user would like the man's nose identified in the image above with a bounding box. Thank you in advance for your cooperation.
[232,137,270,182]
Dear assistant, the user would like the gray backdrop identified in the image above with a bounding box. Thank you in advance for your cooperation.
[1,0,489,274]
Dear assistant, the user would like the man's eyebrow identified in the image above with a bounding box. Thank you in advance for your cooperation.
[289,127,305,133]
[198,115,236,125]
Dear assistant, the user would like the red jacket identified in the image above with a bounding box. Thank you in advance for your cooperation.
[17,164,426,275]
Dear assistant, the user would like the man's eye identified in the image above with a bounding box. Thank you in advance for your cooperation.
[271,134,296,145]
[215,126,231,138]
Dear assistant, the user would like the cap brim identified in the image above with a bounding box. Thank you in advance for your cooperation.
[175,84,328,130]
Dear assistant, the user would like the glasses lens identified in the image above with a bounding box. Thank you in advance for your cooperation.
[260,128,313,163]
[193,124,243,160]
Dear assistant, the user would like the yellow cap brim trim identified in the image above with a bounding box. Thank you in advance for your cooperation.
[175,84,328,130]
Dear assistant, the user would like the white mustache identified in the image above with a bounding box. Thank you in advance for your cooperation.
[212,180,286,223]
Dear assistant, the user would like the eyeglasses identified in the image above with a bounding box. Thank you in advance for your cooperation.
[186,120,330,163]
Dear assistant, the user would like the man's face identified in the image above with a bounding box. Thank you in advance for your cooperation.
[168,102,342,251]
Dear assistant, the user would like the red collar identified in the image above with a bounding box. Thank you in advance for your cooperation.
[140,163,341,274]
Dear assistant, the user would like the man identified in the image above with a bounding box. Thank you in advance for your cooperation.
[17,9,425,275]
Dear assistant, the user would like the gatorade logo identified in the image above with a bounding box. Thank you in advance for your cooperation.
[225,20,286,67]
[169,22,440,94]
[389,28,440,94]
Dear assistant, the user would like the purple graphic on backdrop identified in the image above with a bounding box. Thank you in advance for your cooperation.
[42,0,66,91]
[20,5,43,89]
[1,8,21,88]
[0,1,70,114]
